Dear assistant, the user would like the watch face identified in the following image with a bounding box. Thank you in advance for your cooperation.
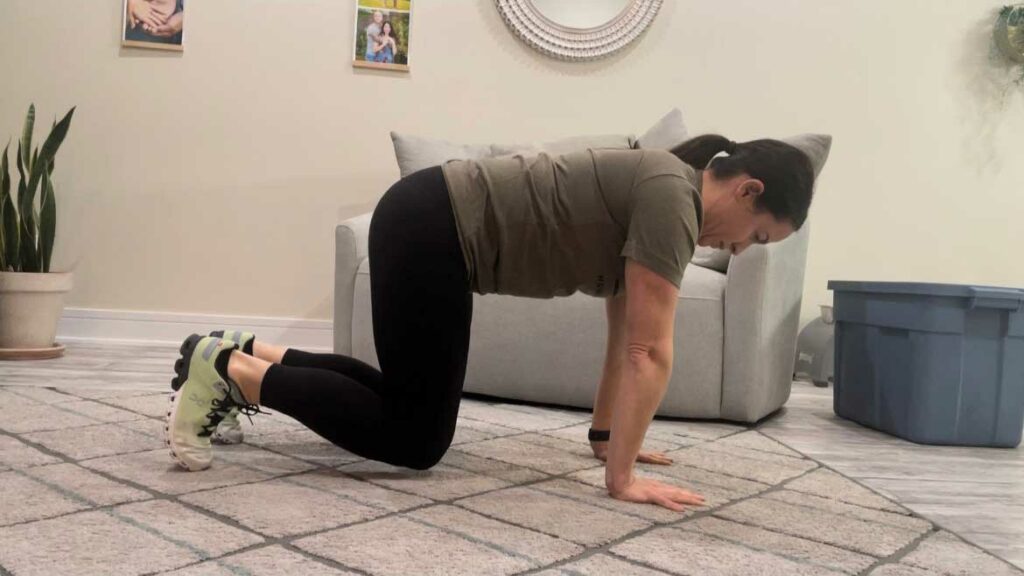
[996,5,1024,64]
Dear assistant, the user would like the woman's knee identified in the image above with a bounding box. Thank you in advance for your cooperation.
[394,433,452,470]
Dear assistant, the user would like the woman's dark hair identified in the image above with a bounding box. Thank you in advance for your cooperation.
[381,21,393,36]
[671,134,815,229]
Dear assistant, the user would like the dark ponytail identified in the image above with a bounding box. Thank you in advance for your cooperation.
[671,134,815,229]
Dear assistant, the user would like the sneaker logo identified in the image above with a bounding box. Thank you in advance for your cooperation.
[189,392,205,407]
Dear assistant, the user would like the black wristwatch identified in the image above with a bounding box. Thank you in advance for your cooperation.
[588,428,610,442]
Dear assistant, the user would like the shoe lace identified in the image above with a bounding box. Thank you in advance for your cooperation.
[197,383,270,437]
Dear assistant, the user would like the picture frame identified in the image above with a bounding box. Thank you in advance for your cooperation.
[353,0,412,72]
[121,0,186,52]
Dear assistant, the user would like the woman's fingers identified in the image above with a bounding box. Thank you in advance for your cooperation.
[637,452,673,465]
[669,488,705,505]
[653,494,686,512]
[645,479,704,505]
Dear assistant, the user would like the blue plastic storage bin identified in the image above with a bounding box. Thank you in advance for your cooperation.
[828,281,1024,448]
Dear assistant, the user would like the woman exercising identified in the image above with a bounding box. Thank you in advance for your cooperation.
[166,134,814,512]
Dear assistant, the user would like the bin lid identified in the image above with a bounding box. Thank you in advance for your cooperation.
[828,281,1024,308]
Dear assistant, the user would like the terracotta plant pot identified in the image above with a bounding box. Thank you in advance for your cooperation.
[0,271,73,355]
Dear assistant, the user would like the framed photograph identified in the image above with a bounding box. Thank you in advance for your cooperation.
[353,0,412,72]
[122,0,185,52]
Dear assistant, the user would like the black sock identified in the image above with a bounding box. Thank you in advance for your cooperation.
[214,347,233,384]
[242,338,254,356]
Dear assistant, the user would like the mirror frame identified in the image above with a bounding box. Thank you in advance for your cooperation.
[496,0,663,61]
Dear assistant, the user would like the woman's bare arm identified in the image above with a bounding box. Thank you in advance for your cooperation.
[603,259,704,511]
[591,293,673,465]
[591,293,626,432]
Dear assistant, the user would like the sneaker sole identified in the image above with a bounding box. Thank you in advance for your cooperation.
[170,334,203,392]
[165,333,208,471]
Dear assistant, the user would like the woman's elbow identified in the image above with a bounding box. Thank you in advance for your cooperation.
[626,342,672,375]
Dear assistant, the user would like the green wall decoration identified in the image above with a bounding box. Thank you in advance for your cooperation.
[995,4,1024,83]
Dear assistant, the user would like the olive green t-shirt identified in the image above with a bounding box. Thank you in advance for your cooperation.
[441,148,703,298]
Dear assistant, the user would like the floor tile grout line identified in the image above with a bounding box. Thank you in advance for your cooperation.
[515,464,828,576]
[0,434,258,534]
[469,398,755,443]
[667,522,877,575]
[4,386,175,431]
[5,419,904,569]
[2,392,371,576]
[1,464,221,563]
[753,487,920,523]
[0,428,291,544]
[279,541,376,576]
[855,526,941,576]
[684,467,939,565]
[402,514,550,568]
[135,541,338,576]
[5,382,1019,574]
[4,385,80,403]
[675,456,1008,574]
[751,429,920,509]
[749,429,1024,572]
[4,425,913,576]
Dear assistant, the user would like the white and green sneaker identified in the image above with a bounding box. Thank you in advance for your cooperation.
[208,331,255,445]
[211,410,244,445]
[209,330,255,356]
[166,334,252,471]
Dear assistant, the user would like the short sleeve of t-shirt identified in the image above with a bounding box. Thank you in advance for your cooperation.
[619,174,701,288]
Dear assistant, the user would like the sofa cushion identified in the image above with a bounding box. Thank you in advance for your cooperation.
[691,248,732,273]
[350,255,726,418]
[636,108,689,150]
[357,255,724,299]
[390,132,634,178]
[679,263,726,301]
[389,109,704,178]
[489,134,635,158]
[390,133,494,179]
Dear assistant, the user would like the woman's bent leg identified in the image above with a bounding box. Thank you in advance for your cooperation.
[261,167,471,469]
[279,348,385,395]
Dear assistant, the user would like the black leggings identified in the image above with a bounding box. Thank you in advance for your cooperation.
[261,166,473,470]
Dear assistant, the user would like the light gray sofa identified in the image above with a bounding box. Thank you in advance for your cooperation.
[333,217,810,423]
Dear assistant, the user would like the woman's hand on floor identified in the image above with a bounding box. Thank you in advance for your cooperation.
[609,476,705,512]
[591,440,673,465]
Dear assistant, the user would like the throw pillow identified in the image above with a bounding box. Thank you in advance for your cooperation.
[636,108,689,150]
[390,132,634,178]
[389,133,494,179]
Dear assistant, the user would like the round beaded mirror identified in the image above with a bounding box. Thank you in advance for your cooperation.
[495,0,663,61]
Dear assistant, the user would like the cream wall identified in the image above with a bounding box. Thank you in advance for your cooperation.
[1,0,1022,325]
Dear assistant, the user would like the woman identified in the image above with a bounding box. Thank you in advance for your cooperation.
[166,135,814,512]
[373,21,397,64]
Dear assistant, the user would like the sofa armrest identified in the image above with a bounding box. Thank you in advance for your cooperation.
[334,212,373,354]
[721,224,810,422]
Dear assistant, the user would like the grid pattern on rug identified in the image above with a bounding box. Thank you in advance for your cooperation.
[0,383,1021,576]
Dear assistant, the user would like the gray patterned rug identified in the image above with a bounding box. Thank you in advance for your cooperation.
[0,384,1020,576]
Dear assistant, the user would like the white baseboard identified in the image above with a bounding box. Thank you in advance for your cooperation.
[58,307,334,352]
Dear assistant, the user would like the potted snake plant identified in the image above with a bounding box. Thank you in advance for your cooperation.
[0,104,75,359]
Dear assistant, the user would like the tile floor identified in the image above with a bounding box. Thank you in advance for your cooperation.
[0,341,1021,575]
